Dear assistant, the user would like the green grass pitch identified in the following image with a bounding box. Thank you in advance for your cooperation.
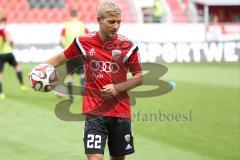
[0,62,239,160]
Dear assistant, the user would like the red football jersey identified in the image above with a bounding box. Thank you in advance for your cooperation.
[64,32,142,118]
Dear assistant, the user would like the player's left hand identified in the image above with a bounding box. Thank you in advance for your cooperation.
[101,84,120,99]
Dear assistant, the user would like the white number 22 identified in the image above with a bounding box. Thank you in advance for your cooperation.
[87,134,101,149]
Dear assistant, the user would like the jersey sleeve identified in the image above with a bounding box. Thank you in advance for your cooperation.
[127,47,142,74]
[64,37,84,59]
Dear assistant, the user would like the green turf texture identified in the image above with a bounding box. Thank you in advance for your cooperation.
[0,62,239,160]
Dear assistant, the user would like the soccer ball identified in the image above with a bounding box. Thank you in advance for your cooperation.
[29,64,59,92]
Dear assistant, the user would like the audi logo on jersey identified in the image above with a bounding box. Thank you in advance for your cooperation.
[90,60,120,73]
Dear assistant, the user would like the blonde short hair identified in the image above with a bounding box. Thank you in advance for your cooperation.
[97,1,121,19]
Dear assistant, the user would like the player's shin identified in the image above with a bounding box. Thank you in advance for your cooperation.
[16,70,24,85]
[67,80,73,101]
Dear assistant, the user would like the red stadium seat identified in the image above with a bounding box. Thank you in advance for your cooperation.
[166,0,188,23]
[0,0,137,23]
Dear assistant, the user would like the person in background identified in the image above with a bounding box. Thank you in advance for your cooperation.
[58,9,88,101]
[0,10,27,100]
[152,0,164,23]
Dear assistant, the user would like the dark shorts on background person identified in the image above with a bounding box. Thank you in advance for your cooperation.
[66,57,84,75]
[0,53,17,72]
[83,115,134,156]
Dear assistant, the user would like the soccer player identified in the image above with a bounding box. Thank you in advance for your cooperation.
[58,9,87,101]
[44,2,142,160]
[0,14,27,100]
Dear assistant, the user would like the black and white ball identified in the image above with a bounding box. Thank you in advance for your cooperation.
[29,64,59,92]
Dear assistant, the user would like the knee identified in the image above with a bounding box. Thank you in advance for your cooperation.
[87,154,103,160]
[15,64,21,72]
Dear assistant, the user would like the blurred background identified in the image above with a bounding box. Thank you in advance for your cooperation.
[0,0,239,160]
[0,0,239,62]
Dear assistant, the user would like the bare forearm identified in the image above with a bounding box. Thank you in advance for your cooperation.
[101,73,143,98]
[117,73,143,92]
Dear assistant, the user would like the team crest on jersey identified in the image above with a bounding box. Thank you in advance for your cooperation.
[112,49,121,60]
[89,48,95,57]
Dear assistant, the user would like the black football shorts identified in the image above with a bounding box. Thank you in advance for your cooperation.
[83,115,134,156]
[0,53,18,72]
